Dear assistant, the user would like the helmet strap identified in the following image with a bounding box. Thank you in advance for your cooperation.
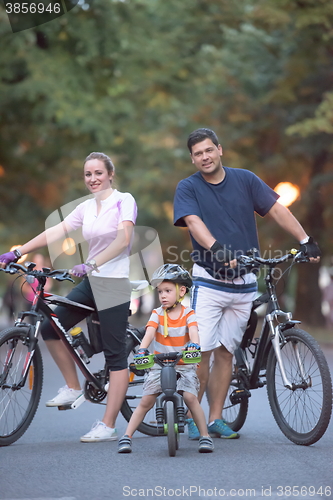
[163,284,184,338]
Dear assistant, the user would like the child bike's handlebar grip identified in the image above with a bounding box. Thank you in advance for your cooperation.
[182,350,201,364]
[134,354,155,369]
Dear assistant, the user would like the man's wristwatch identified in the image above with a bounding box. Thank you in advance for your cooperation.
[299,236,310,245]
[86,259,99,272]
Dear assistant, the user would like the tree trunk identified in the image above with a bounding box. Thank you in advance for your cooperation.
[294,151,327,327]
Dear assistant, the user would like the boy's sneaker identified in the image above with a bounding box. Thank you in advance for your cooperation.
[45,385,82,407]
[198,436,214,453]
[80,421,117,443]
[208,419,239,439]
[185,418,200,440]
[118,435,132,453]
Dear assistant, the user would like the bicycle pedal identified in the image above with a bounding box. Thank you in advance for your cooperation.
[57,404,72,411]
[57,395,86,411]
[230,388,251,405]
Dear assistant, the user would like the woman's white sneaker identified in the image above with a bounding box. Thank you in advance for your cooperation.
[80,421,118,442]
[45,385,82,407]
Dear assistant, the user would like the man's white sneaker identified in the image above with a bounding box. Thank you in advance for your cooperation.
[45,385,82,407]
[80,421,118,443]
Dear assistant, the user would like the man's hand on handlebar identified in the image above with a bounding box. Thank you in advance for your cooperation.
[299,236,321,263]
[210,241,237,269]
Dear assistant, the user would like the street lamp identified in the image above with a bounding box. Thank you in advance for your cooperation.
[62,237,76,256]
[274,182,300,207]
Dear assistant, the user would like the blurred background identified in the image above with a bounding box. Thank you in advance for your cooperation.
[0,0,332,337]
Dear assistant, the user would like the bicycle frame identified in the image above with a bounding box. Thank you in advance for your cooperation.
[154,352,186,435]
[235,255,302,391]
[6,264,148,400]
[14,284,106,393]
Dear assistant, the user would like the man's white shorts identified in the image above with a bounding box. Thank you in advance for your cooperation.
[191,266,257,354]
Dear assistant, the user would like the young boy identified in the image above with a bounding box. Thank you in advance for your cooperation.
[118,264,214,454]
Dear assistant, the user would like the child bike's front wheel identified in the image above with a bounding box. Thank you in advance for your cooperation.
[165,400,177,457]
[0,327,43,446]
[266,328,332,446]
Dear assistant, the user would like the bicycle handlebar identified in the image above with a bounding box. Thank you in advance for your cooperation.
[0,262,75,282]
[237,249,309,269]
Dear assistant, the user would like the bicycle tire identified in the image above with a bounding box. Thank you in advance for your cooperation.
[166,400,177,457]
[120,333,159,436]
[223,378,249,432]
[0,327,43,446]
[266,328,332,445]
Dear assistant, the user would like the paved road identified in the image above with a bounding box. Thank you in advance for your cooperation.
[1,340,332,500]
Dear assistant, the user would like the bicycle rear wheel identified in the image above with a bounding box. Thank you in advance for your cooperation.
[120,331,159,436]
[0,327,43,446]
[223,377,249,432]
[267,328,332,445]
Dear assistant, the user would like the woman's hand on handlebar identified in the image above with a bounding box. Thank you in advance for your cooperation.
[0,251,20,268]
[69,263,93,277]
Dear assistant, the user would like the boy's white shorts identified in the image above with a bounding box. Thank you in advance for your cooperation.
[191,268,257,354]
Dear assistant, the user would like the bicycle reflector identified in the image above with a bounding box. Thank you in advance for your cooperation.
[182,350,201,364]
[134,354,155,369]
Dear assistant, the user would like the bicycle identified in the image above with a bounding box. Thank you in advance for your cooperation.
[134,349,201,456]
[220,249,333,446]
[115,248,333,445]
[0,261,148,446]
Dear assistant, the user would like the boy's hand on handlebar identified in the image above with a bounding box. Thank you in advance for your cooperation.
[186,342,201,351]
[299,236,321,263]
[134,348,150,360]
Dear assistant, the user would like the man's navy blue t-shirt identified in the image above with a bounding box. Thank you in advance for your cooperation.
[173,167,279,278]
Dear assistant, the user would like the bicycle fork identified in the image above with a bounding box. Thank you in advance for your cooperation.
[267,312,309,390]
[155,366,185,435]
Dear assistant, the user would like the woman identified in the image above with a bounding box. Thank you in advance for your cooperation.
[0,152,137,442]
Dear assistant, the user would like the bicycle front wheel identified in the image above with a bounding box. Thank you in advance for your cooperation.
[120,332,159,436]
[267,328,332,446]
[0,327,43,446]
[166,400,177,457]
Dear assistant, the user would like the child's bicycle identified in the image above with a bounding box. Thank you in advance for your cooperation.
[134,349,201,456]
[221,249,332,446]
[0,261,149,446]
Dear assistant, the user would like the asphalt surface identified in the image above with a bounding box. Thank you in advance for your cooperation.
[0,335,332,500]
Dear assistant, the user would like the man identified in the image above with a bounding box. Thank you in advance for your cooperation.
[173,128,321,440]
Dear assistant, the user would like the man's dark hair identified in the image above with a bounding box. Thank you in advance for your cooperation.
[187,128,219,153]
